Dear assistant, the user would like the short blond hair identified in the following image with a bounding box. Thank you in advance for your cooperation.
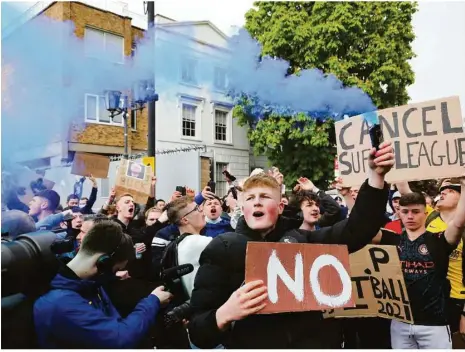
[116,193,133,203]
[145,206,162,219]
[242,174,280,193]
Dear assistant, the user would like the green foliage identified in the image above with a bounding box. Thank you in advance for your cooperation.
[238,1,417,187]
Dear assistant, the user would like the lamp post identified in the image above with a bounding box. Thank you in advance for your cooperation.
[105,82,158,159]
[147,1,156,158]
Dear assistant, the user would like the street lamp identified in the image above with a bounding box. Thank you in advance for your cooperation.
[105,82,158,159]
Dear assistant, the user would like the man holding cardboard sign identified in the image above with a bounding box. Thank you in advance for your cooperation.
[188,141,395,349]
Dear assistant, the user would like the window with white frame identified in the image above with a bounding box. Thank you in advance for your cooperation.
[84,27,124,64]
[215,162,229,197]
[182,103,197,137]
[85,94,122,125]
[181,59,198,85]
[214,108,232,143]
[213,67,227,91]
[100,178,110,197]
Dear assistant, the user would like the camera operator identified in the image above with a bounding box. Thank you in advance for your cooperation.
[33,220,173,349]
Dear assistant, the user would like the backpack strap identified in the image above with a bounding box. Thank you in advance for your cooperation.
[173,233,189,267]
[425,210,441,228]
[160,233,190,271]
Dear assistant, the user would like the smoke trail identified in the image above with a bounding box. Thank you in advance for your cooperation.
[225,29,376,121]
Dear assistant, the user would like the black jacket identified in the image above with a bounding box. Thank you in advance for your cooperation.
[113,217,168,281]
[188,179,389,349]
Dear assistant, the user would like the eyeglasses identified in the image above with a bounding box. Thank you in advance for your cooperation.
[178,204,202,222]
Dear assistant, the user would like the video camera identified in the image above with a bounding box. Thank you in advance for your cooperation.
[1,231,60,298]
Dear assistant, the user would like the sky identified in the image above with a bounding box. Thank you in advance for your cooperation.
[3,0,465,115]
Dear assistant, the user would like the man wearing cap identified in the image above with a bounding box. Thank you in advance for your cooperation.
[381,191,403,235]
[29,190,72,230]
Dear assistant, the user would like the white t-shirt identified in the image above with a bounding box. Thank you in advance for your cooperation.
[177,234,212,299]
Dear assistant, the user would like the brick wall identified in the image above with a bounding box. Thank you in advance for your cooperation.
[43,2,149,152]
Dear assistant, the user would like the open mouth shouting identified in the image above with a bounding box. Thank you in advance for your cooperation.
[253,211,265,218]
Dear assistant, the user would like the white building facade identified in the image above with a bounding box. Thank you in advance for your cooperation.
[152,17,267,196]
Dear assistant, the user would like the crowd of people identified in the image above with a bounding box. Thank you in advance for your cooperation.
[1,140,465,349]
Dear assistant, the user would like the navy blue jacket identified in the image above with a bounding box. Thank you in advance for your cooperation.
[34,266,161,349]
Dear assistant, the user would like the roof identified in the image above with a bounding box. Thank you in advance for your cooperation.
[156,20,229,40]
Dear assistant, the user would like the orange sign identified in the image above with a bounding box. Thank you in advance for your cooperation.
[245,242,354,314]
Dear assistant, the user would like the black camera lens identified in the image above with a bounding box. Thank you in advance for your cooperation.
[1,231,58,297]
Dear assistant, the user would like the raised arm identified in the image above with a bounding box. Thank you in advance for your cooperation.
[81,176,97,213]
[308,141,394,252]
[395,181,412,195]
[445,176,465,246]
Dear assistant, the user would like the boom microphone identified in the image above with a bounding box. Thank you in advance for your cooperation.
[161,264,194,282]
[161,264,194,294]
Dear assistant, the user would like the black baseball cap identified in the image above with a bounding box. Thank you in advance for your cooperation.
[439,184,461,194]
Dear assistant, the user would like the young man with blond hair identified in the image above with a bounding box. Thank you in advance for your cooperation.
[188,141,395,349]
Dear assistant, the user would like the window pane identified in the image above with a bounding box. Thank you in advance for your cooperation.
[86,95,97,120]
[181,60,197,84]
[84,27,104,58]
[99,96,111,123]
[105,32,124,63]
[214,67,226,90]
[215,110,228,141]
[100,178,110,197]
[182,104,197,137]
[216,162,228,197]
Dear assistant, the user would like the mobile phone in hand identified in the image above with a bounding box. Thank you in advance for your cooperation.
[369,124,383,150]
[207,180,216,194]
[176,186,186,196]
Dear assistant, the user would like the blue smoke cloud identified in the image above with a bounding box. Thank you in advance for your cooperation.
[226,29,376,121]
[1,2,377,170]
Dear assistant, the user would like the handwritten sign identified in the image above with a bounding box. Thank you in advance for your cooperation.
[71,152,110,179]
[114,159,153,204]
[245,242,354,313]
[323,245,413,323]
[335,96,465,186]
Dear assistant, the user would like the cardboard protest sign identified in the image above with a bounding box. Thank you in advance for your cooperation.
[114,159,153,204]
[245,242,354,314]
[323,245,413,323]
[71,152,110,179]
[335,96,465,186]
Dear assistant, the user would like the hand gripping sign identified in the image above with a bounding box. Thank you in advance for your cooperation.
[245,242,354,313]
